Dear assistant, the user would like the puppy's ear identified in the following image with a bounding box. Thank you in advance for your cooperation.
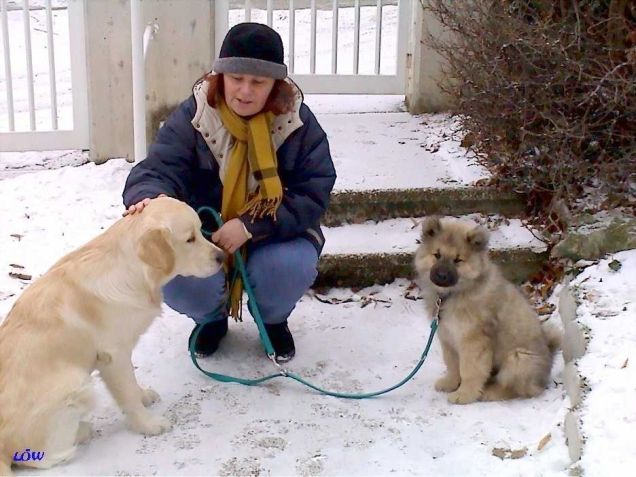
[137,227,175,275]
[421,216,442,240]
[466,225,490,251]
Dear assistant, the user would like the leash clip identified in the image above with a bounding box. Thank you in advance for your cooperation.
[433,296,443,325]
[269,353,289,377]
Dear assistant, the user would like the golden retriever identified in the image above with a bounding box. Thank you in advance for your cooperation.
[414,216,559,404]
[0,197,223,474]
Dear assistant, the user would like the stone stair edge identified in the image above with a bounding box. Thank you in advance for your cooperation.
[314,248,549,289]
[324,186,528,226]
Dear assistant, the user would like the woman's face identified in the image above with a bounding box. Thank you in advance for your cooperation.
[223,74,276,117]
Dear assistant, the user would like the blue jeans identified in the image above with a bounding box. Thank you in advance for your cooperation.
[163,238,319,325]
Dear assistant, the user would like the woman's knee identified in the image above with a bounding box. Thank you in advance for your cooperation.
[247,239,318,292]
[246,239,318,322]
[162,272,226,321]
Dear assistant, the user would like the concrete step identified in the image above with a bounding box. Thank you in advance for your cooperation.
[320,112,489,193]
[323,187,527,226]
[315,215,547,289]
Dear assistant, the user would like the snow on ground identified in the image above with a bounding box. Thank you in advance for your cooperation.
[2,149,634,476]
[0,161,570,476]
[321,112,488,192]
[0,104,564,476]
[1,2,635,475]
[569,252,636,475]
[304,95,406,115]
[0,95,633,477]
[0,149,88,180]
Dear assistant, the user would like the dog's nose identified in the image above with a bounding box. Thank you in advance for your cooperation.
[212,250,224,266]
[430,265,458,287]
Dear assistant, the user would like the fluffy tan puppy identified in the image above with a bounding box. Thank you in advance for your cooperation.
[414,216,559,405]
[0,197,223,474]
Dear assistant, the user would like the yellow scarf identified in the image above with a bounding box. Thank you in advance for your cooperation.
[218,96,283,320]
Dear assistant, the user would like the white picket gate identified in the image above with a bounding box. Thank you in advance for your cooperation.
[214,0,411,94]
[0,0,88,152]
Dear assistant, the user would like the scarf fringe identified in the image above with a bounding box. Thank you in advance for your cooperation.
[241,197,282,221]
[229,277,244,322]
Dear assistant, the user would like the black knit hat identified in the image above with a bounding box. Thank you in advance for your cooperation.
[213,23,287,80]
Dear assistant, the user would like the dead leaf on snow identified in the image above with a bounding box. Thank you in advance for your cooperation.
[313,293,391,308]
[492,447,528,460]
[404,282,423,301]
[9,272,32,281]
[621,358,628,369]
[537,433,552,451]
[313,294,354,305]
[510,448,528,459]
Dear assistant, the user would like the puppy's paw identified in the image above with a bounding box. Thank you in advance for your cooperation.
[435,375,460,393]
[448,388,480,405]
[128,413,172,436]
[141,387,161,407]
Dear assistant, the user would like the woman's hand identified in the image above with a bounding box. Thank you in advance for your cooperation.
[212,218,250,254]
[123,194,167,216]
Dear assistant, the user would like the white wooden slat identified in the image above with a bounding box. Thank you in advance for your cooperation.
[331,0,338,74]
[309,0,316,74]
[374,0,382,75]
[288,0,295,74]
[130,0,145,161]
[214,0,229,57]
[68,0,88,147]
[353,0,360,75]
[395,0,410,91]
[244,0,251,22]
[22,0,36,130]
[45,0,58,129]
[1,0,15,131]
[266,0,273,26]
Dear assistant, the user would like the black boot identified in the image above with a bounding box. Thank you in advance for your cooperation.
[264,321,295,362]
[189,319,228,358]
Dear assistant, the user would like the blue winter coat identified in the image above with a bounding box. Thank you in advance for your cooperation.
[123,80,336,254]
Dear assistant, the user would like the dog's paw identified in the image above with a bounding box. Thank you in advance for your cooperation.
[448,388,480,405]
[128,413,172,436]
[434,376,460,393]
[141,387,161,407]
[76,421,94,445]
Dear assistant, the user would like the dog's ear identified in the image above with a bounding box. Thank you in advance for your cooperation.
[421,216,442,240]
[137,227,175,275]
[466,225,490,251]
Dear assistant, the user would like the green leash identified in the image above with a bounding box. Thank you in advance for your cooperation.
[190,206,439,399]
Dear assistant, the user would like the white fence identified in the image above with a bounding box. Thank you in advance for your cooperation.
[0,0,88,151]
[215,0,411,94]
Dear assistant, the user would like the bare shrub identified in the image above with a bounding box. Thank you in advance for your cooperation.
[425,0,636,227]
